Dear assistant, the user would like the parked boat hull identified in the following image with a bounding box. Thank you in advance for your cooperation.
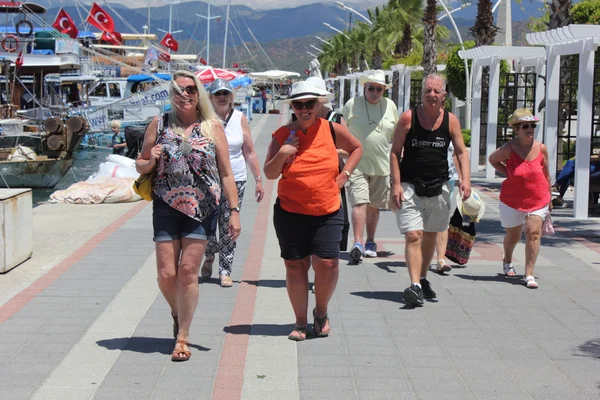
[0,158,74,188]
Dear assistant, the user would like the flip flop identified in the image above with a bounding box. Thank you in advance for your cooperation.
[313,308,330,337]
[288,326,307,341]
[503,260,517,277]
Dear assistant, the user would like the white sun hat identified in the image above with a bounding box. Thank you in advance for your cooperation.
[283,81,330,103]
[305,76,335,102]
[358,70,392,89]
[456,188,486,223]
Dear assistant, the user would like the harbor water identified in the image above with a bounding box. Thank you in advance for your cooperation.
[32,147,114,206]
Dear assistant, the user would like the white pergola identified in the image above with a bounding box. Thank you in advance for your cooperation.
[527,25,600,218]
[459,46,546,179]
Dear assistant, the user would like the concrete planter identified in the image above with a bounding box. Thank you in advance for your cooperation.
[0,189,32,273]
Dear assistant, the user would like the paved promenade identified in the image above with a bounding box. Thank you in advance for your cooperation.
[1,113,599,400]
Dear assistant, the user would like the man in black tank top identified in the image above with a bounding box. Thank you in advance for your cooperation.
[389,74,472,307]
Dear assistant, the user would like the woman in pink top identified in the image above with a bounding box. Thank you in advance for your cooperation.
[489,109,552,289]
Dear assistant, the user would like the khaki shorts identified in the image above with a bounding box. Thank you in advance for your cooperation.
[347,169,390,208]
[395,182,452,233]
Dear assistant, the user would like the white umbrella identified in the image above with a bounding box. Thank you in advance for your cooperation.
[249,70,300,80]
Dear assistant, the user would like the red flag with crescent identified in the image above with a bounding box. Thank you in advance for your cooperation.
[15,51,24,70]
[159,33,178,52]
[158,50,171,63]
[52,8,79,39]
[86,2,115,32]
[232,62,239,68]
[199,57,207,65]
[101,31,122,46]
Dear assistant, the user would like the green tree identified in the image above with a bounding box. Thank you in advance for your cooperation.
[572,0,600,24]
[445,41,476,101]
[469,0,499,46]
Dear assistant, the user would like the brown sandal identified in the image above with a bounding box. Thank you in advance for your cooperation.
[201,256,214,280]
[171,340,191,362]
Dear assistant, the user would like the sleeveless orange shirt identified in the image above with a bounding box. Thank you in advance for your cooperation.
[273,118,340,216]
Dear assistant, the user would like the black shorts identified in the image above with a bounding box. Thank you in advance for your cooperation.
[153,198,217,242]
[273,198,343,260]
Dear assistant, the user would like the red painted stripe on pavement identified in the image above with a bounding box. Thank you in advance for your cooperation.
[211,179,274,400]
[0,201,149,324]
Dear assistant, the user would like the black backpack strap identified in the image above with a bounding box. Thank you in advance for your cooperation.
[328,120,350,251]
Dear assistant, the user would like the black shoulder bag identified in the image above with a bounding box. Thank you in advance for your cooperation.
[328,121,350,252]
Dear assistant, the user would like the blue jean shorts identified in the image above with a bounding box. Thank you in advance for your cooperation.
[152,198,217,242]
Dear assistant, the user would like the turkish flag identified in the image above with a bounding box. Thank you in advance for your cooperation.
[232,63,239,68]
[159,33,178,52]
[304,69,310,75]
[86,2,115,32]
[199,57,207,65]
[52,8,79,39]
[159,51,171,63]
[15,51,24,70]
[101,31,122,45]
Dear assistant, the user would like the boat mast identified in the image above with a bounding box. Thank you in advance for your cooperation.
[222,0,231,68]
[158,0,182,71]
[196,1,220,66]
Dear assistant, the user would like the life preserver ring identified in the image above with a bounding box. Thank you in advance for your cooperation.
[15,19,34,38]
[1,35,19,53]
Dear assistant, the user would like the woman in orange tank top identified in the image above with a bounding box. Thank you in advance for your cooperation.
[489,108,552,289]
[264,81,362,340]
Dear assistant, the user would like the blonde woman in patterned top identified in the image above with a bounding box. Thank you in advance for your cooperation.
[136,70,241,362]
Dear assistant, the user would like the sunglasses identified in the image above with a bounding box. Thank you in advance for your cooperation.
[519,124,537,129]
[366,86,384,93]
[213,90,230,97]
[291,99,318,110]
[175,85,198,95]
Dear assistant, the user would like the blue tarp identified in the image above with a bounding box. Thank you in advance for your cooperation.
[32,49,53,55]
[127,73,171,83]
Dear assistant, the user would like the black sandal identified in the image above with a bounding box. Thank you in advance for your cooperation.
[313,308,330,337]
[172,313,179,339]
[288,326,307,341]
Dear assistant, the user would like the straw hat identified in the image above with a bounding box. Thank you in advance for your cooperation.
[507,108,540,126]
[358,70,392,89]
[283,81,330,103]
[305,77,335,101]
[456,189,486,223]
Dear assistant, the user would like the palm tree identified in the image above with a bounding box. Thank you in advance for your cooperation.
[548,0,572,29]
[422,0,438,76]
[469,0,499,46]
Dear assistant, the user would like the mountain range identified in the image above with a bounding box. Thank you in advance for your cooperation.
[29,1,545,72]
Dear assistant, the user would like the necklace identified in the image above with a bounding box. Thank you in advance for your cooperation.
[421,108,441,131]
[365,99,384,128]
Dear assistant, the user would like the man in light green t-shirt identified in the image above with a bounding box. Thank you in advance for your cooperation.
[342,70,399,263]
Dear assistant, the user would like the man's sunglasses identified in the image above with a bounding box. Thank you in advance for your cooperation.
[291,99,318,110]
[175,85,198,95]
[213,90,230,97]
[366,86,384,93]
[519,123,537,129]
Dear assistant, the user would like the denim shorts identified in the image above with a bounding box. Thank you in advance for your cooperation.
[273,198,344,260]
[153,198,217,242]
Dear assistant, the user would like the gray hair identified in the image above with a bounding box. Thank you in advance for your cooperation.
[422,73,447,94]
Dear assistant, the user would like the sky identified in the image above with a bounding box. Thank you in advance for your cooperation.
[122,0,388,10]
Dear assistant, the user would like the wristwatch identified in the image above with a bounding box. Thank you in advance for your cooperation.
[229,207,241,213]
[342,170,351,177]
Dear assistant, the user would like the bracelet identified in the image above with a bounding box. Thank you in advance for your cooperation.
[254,175,262,181]
[342,170,351,177]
